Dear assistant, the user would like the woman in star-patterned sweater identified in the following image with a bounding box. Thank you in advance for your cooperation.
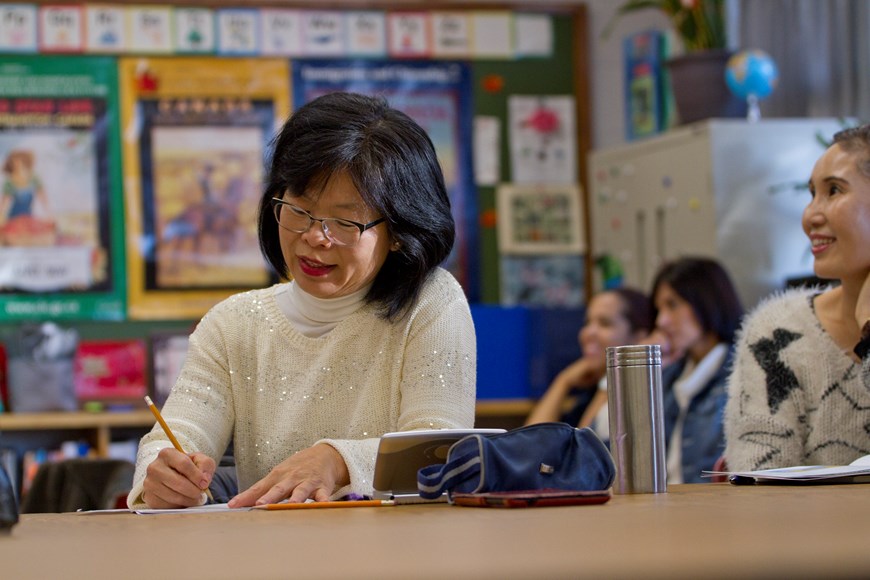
[724,288,870,470]
[724,124,870,471]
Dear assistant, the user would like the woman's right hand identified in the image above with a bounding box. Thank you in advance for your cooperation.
[557,357,603,389]
[142,447,215,509]
[642,329,684,368]
[525,358,600,425]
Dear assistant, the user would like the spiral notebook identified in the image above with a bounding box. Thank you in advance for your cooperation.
[704,454,870,485]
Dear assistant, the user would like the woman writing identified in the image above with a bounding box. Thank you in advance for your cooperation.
[128,92,476,509]
[725,124,870,471]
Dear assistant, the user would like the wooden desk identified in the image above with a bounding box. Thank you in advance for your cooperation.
[3,483,870,579]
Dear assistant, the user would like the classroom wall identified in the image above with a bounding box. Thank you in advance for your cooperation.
[583,0,670,150]
[0,2,593,411]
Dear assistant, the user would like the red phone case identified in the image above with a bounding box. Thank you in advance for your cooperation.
[451,488,611,508]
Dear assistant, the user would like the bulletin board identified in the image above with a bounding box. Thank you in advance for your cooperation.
[472,8,590,303]
[0,1,590,321]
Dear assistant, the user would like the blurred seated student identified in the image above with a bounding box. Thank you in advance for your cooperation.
[573,325,688,442]
[525,287,653,435]
[651,257,744,483]
[725,124,870,471]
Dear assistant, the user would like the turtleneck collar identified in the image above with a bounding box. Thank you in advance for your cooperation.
[274,281,371,338]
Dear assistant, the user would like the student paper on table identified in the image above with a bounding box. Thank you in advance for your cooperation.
[134,503,250,514]
[80,499,353,515]
[704,454,870,482]
[77,503,250,515]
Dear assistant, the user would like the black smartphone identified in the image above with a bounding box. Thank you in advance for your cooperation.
[451,488,611,508]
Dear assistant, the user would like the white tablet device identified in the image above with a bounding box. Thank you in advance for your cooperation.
[372,428,506,504]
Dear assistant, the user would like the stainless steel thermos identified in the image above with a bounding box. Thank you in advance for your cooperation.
[606,344,667,494]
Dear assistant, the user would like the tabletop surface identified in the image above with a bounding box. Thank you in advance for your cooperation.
[2,483,870,579]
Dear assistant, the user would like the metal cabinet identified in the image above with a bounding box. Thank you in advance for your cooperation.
[588,118,846,307]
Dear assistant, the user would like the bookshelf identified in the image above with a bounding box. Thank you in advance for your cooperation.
[0,410,154,457]
[475,399,534,418]
[475,399,534,430]
[0,402,534,457]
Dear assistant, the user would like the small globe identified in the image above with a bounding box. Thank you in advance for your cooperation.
[725,50,779,100]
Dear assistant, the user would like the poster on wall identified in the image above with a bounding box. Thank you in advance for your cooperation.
[0,56,125,321]
[499,255,584,307]
[496,183,584,255]
[508,95,577,184]
[119,57,290,320]
[496,183,584,307]
[291,59,479,301]
[624,29,670,141]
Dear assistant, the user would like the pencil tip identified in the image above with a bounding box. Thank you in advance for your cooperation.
[144,396,153,406]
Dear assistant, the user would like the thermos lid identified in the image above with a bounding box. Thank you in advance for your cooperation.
[606,344,662,367]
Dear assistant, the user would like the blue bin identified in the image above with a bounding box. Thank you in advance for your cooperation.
[470,305,586,400]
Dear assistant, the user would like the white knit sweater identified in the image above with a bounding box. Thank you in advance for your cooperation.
[127,268,476,508]
[724,288,870,471]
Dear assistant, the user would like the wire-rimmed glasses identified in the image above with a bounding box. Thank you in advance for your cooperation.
[271,197,385,246]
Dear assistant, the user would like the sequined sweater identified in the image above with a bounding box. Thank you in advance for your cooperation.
[127,268,476,508]
[724,288,870,471]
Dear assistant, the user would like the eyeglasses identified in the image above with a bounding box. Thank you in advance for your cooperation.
[271,197,385,247]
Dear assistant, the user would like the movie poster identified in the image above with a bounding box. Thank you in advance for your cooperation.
[0,56,125,321]
[119,57,290,319]
[291,60,479,301]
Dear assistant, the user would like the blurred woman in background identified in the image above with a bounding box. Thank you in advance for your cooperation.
[651,257,744,484]
[526,287,652,438]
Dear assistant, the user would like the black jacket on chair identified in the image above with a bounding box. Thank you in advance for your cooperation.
[21,458,134,513]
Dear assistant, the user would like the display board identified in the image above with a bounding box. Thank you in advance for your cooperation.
[0,2,589,320]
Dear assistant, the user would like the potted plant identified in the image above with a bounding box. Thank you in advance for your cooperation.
[608,0,726,52]
[607,0,745,124]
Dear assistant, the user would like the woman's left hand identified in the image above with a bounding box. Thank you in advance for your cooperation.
[856,269,870,330]
[227,443,350,508]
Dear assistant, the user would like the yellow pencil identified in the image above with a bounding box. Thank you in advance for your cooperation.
[144,395,215,503]
[253,499,395,510]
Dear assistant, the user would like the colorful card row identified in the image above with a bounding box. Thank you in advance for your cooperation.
[0,4,553,59]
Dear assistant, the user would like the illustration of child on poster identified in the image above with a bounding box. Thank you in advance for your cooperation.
[0,149,52,242]
[0,98,110,295]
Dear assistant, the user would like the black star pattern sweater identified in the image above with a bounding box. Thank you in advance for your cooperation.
[724,288,870,471]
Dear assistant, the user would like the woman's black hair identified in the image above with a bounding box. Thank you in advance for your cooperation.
[258,91,455,321]
[650,257,744,344]
[832,124,870,179]
[610,287,654,334]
